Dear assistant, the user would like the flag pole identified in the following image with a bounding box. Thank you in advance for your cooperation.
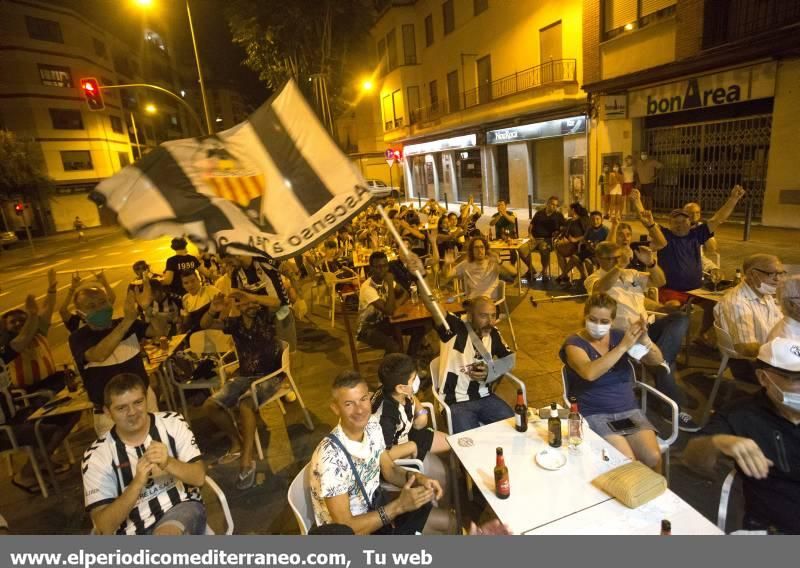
[376,204,450,332]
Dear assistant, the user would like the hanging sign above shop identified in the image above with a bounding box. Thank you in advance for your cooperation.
[600,94,627,120]
[486,116,586,145]
[403,134,477,156]
[628,61,776,118]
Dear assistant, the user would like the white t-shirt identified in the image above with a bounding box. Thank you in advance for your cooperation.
[455,258,501,300]
[181,285,220,315]
[585,268,650,328]
[309,418,385,527]
[82,412,203,535]
[767,316,800,342]
[357,278,391,334]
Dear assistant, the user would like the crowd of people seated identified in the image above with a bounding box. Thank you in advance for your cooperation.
[1,188,799,537]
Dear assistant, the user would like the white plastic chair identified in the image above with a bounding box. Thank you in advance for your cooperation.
[717,468,741,533]
[560,362,679,482]
[287,464,315,535]
[494,281,517,350]
[321,271,360,328]
[702,324,754,426]
[430,357,527,436]
[249,340,314,461]
[203,475,234,535]
[171,331,234,425]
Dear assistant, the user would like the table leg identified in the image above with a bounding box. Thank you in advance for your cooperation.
[342,310,360,374]
[516,252,523,295]
[34,419,61,495]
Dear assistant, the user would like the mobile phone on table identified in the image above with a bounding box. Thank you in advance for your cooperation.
[607,417,636,432]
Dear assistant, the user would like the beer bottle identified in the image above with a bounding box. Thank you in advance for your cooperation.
[567,396,582,449]
[548,402,562,448]
[494,447,510,499]
[514,389,527,432]
[660,519,671,535]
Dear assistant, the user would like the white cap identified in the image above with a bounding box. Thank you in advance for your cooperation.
[758,338,800,372]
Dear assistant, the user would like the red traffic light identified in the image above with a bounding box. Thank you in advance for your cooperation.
[80,77,105,111]
[14,203,24,215]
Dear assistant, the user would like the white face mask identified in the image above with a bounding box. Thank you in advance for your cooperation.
[411,375,420,395]
[585,320,612,339]
[758,282,777,295]
[764,375,800,412]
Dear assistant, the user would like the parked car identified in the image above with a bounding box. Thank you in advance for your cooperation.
[365,178,402,199]
[0,231,19,249]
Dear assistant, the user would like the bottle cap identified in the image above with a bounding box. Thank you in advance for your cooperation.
[496,447,503,455]
[550,403,559,418]
[661,519,671,531]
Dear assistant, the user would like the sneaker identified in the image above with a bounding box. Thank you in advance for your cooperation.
[677,412,701,433]
[236,464,257,490]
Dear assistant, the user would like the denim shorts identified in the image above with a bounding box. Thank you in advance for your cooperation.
[147,500,207,535]
[210,374,285,409]
[585,408,655,438]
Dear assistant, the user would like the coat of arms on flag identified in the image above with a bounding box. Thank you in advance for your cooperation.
[90,79,373,259]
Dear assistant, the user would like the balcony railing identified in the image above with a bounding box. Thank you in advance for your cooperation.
[703,0,800,49]
[409,58,576,126]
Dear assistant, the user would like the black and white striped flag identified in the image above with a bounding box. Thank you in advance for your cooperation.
[90,80,372,259]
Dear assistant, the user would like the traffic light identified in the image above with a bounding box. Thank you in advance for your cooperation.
[80,78,104,111]
[14,203,24,216]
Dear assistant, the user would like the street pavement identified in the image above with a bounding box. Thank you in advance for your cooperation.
[1,213,800,534]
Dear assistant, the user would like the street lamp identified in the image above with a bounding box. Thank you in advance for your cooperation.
[144,103,157,114]
[361,79,374,92]
[132,0,213,135]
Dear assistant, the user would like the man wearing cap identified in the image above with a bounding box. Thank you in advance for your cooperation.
[684,337,800,534]
[714,254,784,380]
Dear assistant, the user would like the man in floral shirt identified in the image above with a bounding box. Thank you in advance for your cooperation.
[309,371,444,534]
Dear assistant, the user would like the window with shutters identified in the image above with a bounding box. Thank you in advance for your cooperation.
[386,29,398,71]
[377,38,387,76]
[602,0,676,40]
[26,16,63,43]
[425,14,434,46]
[61,150,93,171]
[429,80,439,109]
[402,24,417,65]
[39,64,72,88]
[442,0,455,35]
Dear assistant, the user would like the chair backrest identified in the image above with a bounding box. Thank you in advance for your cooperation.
[203,475,234,535]
[287,464,315,535]
[429,357,441,392]
[278,340,291,372]
[717,468,743,533]
[714,324,740,359]
[189,330,234,356]
[559,366,570,408]
[0,369,17,425]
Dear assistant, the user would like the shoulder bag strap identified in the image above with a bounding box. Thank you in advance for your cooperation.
[326,433,373,510]
[464,321,496,378]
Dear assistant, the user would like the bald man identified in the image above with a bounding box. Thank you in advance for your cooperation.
[714,254,784,380]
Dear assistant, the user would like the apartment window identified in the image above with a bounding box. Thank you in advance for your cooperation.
[392,89,404,127]
[407,86,421,123]
[110,115,124,134]
[100,77,117,99]
[377,38,387,75]
[93,38,107,58]
[474,0,489,15]
[442,0,455,35]
[118,152,130,168]
[603,0,676,39]
[447,70,459,112]
[429,80,439,109]
[402,25,417,65]
[425,14,434,46]
[49,108,83,130]
[61,150,93,171]
[38,64,72,88]
[386,29,398,71]
[382,95,394,130]
[26,16,63,43]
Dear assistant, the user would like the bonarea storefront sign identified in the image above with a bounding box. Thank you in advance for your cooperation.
[486,116,586,145]
[628,61,776,118]
[403,134,477,156]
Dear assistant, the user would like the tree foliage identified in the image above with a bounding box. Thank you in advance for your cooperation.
[0,130,51,196]
[226,0,373,117]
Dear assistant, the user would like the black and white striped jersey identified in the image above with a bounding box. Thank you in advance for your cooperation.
[81,412,203,535]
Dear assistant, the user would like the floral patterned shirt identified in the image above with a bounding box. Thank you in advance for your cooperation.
[309,417,385,527]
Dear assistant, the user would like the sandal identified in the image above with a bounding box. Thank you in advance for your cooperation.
[11,477,42,495]
[216,450,242,465]
[236,464,257,490]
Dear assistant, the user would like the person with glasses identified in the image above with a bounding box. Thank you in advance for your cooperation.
[767,275,800,342]
[714,254,784,381]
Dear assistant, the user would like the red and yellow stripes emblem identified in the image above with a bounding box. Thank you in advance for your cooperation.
[205,174,266,207]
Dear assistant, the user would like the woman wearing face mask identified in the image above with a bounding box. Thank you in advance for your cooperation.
[371,354,451,498]
[607,163,624,220]
[768,275,800,342]
[559,293,664,470]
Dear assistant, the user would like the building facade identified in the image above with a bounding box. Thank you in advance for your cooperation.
[583,0,800,226]
[352,0,587,208]
[0,0,188,234]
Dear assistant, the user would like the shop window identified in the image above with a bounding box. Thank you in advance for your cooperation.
[26,16,63,43]
[425,14,434,46]
[93,38,107,58]
[474,0,488,16]
[110,115,124,134]
[402,24,417,65]
[61,150,93,171]
[442,0,455,35]
[39,64,72,88]
[49,108,84,130]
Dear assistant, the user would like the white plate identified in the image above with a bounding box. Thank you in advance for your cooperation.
[535,449,567,471]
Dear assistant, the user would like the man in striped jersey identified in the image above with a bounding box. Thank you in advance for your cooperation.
[82,374,207,535]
